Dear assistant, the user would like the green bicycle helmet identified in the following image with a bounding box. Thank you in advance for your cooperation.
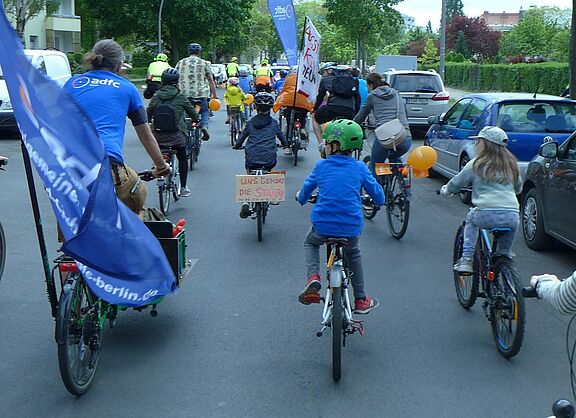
[323,119,364,150]
[155,53,168,62]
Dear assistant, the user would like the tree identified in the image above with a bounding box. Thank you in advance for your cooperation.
[426,20,433,34]
[446,0,464,22]
[419,38,438,67]
[446,16,501,59]
[454,30,469,58]
[4,0,59,42]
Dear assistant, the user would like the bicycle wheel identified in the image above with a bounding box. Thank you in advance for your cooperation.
[158,177,170,215]
[332,284,343,382]
[256,202,263,242]
[230,117,237,147]
[170,153,180,201]
[385,173,410,239]
[452,224,479,309]
[489,257,526,359]
[0,222,5,283]
[189,130,197,171]
[56,272,101,395]
[292,130,300,166]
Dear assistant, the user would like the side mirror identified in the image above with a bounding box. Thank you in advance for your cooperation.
[427,115,440,125]
[539,141,558,159]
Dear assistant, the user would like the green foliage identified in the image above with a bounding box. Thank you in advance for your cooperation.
[132,51,154,68]
[499,7,570,61]
[419,39,438,67]
[67,52,85,74]
[446,52,466,62]
[128,67,148,78]
[441,62,568,95]
[446,0,464,22]
[4,0,60,39]
[454,30,469,58]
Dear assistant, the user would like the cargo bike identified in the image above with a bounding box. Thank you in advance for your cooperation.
[22,146,192,396]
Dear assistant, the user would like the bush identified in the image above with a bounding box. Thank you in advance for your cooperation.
[128,67,148,78]
[131,51,154,68]
[67,51,86,74]
[446,52,466,63]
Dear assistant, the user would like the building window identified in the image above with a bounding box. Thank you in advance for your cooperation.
[29,35,38,49]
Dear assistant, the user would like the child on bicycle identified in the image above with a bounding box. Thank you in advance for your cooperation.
[224,77,246,124]
[296,119,384,314]
[234,92,289,218]
[440,126,522,274]
[147,68,198,197]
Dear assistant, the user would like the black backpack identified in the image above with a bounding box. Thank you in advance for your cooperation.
[153,102,178,132]
[330,75,358,98]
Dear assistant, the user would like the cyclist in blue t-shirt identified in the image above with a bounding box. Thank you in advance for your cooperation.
[64,39,169,215]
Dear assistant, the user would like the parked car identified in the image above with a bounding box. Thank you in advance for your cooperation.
[383,69,449,130]
[210,64,227,85]
[1,49,71,132]
[425,93,576,180]
[521,138,576,250]
[270,64,289,81]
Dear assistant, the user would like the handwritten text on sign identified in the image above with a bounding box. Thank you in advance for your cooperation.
[235,174,286,202]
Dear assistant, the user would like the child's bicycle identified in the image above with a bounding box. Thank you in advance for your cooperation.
[304,194,365,382]
[229,106,245,147]
[157,146,180,215]
[440,190,526,358]
[244,167,280,242]
[0,156,7,283]
[51,170,192,395]
[362,155,412,240]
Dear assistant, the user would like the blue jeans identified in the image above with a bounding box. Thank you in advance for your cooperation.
[462,208,519,259]
[369,134,412,177]
[188,97,210,129]
[304,228,366,300]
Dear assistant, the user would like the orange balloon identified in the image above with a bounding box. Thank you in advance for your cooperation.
[209,98,221,111]
[407,146,437,170]
[243,94,254,105]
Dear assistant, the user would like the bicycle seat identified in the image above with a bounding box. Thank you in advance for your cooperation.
[160,146,178,155]
[326,237,349,246]
[248,168,270,175]
[488,227,512,238]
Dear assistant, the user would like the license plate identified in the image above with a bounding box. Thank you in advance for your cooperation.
[406,98,428,104]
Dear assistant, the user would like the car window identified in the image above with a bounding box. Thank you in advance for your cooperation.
[497,102,576,133]
[444,98,471,127]
[36,56,47,74]
[564,137,576,161]
[459,98,487,130]
[44,55,69,79]
[390,74,442,92]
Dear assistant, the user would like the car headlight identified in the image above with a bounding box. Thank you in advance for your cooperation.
[1,100,12,111]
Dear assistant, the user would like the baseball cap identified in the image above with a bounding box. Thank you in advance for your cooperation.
[470,126,508,146]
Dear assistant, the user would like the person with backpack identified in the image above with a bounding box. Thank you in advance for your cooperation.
[147,68,199,197]
[311,64,360,155]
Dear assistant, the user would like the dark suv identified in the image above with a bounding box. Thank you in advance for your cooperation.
[521,137,576,250]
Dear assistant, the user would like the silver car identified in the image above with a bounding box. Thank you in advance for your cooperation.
[383,69,450,129]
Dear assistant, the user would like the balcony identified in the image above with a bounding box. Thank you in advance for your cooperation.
[45,15,80,33]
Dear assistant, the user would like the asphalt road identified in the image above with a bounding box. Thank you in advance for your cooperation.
[1,90,575,417]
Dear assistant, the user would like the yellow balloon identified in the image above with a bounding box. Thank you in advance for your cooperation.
[407,146,438,170]
[243,94,254,105]
[209,98,221,111]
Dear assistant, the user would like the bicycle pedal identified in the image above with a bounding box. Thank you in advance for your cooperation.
[351,320,365,336]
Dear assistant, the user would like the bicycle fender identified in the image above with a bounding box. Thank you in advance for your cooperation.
[54,273,78,345]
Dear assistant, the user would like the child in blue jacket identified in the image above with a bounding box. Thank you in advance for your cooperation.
[296,119,385,314]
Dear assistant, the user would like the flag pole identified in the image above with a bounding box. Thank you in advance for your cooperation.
[21,141,59,318]
[288,16,309,143]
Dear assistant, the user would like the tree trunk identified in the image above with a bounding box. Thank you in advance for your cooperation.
[570,0,576,99]
[168,20,179,63]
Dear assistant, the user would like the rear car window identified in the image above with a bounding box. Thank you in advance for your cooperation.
[44,55,69,79]
[390,74,442,93]
[497,102,576,133]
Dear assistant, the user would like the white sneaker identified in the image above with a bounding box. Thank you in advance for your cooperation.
[283,148,293,155]
[179,187,191,197]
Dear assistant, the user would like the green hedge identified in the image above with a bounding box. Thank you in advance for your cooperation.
[128,66,148,78]
[441,62,568,96]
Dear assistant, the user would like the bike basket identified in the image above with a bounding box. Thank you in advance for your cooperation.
[144,221,187,286]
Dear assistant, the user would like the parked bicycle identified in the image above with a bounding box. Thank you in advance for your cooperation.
[157,147,180,215]
[442,190,526,358]
[53,170,191,395]
[0,156,7,283]
[229,106,245,147]
[362,156,412,240]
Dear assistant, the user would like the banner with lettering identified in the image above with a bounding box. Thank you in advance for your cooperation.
[267,0,298,67]
[296,18,321,103]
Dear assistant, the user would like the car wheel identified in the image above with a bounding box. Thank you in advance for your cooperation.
[522,188,552,250]
[458,154,472,205]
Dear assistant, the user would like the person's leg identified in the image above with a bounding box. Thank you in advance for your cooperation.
[472,210,520,259]
[388,135,413,164]
[176,146,188,189]
[200,98,210,129]
[370,138,390,177]
[299,227,326,304]
[343,237,365,300]
[456,208,479,273]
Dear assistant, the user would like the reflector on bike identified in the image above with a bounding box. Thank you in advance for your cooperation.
[374,163,392,175]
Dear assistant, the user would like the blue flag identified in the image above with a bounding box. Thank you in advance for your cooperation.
[267,0,298,67]
[0,10,176,306]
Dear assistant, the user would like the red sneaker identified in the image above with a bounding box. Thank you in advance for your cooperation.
[354,296,379,314]
[298,274,321,305]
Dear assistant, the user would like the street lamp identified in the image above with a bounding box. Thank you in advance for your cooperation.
[158,0,166,54]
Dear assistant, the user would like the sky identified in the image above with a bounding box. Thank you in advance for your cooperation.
[394,0,573,30]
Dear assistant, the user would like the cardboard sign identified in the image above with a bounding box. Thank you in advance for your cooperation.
[235,173,286,202]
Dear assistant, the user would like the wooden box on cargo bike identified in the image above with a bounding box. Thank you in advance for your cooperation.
[235,171,286,241]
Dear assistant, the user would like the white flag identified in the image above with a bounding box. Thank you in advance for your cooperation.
[296,18,321,103]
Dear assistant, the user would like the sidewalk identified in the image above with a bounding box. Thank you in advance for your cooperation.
[446,86,469,102]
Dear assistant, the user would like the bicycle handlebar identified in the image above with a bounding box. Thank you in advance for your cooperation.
[521,287,538,298]
[137,170,156,182]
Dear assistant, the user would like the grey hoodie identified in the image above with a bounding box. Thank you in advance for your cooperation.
[354,86,410,134]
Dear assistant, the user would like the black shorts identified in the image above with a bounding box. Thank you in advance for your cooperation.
[314,105,355,124]
[255,84,272,93]
[282,107,308,128]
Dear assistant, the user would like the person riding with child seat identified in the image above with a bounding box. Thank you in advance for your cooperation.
[253,59,273,93]
[312,65,361,154]
[296,119,384,314]
[147,68,200,197]
[224,76,246,124]
[144,53,171,99]
[440,126,522,274]
[234,92,289,218]
[64,39,170,216]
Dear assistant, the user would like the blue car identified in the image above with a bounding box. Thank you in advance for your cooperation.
[425,93,576,179]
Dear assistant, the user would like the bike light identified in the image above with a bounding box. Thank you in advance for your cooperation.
[163,154,169,161]
[432,91,449,101]
[294,121,301,129]
[59,262,78,272]
[488,271,495,281]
